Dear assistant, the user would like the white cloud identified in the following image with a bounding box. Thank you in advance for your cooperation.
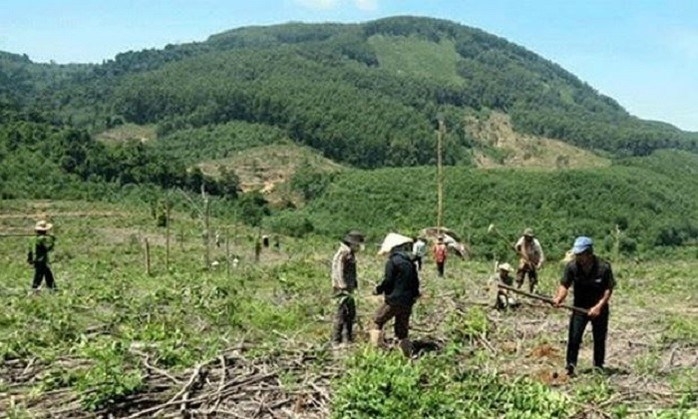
[354,0,378,11]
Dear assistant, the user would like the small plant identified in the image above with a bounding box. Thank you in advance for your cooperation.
[75,342,144,411]
[446,306,490,344]
[332,347,571,418]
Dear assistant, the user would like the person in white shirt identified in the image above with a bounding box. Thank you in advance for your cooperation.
[412,236,427,270]
[514,228,545,293]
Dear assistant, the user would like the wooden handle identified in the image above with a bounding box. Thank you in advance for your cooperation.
[497,282,589,315]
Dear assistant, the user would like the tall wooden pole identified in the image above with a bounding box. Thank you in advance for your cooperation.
[144,237,151,276]
[202,184,210,270]
[437,116,445,235]
[225,227,231,276]
[165,201,170,273]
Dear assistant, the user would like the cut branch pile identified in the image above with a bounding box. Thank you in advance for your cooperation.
[0,343,341,418]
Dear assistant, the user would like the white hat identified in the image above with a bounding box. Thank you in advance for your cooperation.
[498,263,513,272]
[34,220,53,231]
[378,233,413,255]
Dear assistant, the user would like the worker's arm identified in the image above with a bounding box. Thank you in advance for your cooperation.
[536,240,545,268]
[587,289,613,318]
[27,240,34,264]
[587,265,615,318]
[553,263,574,306]
[552,285,569,306]
[375,258,396,295]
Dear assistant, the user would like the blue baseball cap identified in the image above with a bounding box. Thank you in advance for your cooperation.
[571,236,593,254]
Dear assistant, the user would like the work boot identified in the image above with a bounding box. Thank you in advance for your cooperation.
[565,364,575,377]
[369,329,384,348]
[398,338,413,358]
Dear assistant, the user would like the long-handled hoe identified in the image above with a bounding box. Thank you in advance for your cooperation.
[487,223,536,269]
[496,282,589,315]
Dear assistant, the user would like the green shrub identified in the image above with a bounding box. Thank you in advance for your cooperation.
[332,348,571,418]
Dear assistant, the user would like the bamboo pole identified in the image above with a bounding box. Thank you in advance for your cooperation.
[436,116,445,235]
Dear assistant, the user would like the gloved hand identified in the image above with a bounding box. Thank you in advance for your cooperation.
[373,286,381,295]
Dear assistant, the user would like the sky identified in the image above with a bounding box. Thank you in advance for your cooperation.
[2,0,697,131]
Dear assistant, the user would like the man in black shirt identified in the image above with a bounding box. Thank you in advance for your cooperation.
[553,236,615,376]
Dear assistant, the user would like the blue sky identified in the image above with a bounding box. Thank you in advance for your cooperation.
[2,0,697,131]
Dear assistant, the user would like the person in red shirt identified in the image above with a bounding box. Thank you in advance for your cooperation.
[432,236,448,278]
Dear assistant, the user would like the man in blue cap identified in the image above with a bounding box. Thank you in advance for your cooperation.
[552,236,615,376]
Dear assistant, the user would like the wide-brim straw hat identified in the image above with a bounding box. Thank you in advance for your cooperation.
[34,220,53,232]
[498,263,513,272]
[378,233,413,255]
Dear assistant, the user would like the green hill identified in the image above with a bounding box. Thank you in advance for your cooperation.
[276,149,698,259]
[3,16,697,171]
[2,16,698,257]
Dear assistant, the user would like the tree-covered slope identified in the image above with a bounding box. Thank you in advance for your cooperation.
[3,16,697,171]
[280,149,698,259]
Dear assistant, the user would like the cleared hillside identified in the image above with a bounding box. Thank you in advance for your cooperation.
[197,143,343,200]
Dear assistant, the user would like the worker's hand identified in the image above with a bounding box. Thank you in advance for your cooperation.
[536,263,543,270]
[587,305,602,318]
[551,297,562,307]
[373,286,381,296]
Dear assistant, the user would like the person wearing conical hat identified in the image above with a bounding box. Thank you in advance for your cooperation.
[27,220,56,292]
[370,233,419,357]
[514,228,545,293]
[330,230,365,346]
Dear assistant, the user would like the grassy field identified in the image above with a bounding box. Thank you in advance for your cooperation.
[0,199,696,418]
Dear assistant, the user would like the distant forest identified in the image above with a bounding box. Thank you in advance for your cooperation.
[2,16,697,172]
[2,16,698,256]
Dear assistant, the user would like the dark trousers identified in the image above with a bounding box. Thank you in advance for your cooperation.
[516,264,538,292]
[566,309,609,369]
[373,302,412,339]
[436,261,445,277]
[32,262,55,289]
[332,294,356,343]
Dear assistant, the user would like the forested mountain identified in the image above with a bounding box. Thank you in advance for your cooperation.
[2,16,698,256]
[2,16,697,171]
